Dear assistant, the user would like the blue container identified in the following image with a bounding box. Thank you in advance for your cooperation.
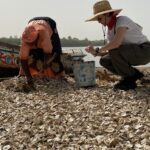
[73,61,96,87]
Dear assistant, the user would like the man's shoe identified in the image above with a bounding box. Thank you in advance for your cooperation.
[114,69,143,91]
[114,79,137,91]
[132,69,144,81]
[114,81,137,91]
[114,78,126,87]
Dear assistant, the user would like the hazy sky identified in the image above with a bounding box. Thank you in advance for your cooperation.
[0,0,149,40]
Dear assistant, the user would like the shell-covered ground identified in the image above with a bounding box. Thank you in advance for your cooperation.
[0,68,150,150]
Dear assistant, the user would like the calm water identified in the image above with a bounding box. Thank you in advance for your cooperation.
[62,47,101,67]
[62,47,150,67]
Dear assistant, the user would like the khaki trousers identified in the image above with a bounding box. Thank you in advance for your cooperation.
[100,42,150,77]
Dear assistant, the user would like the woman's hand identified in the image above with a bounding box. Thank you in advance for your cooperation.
[26,77,36,90]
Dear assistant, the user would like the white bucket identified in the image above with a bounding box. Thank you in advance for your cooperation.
[73,61,96,87]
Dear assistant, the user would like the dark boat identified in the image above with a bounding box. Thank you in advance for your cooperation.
[0,41,20,77]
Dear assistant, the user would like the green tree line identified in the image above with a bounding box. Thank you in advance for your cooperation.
[0,36,104,47]
[0,36,21,46]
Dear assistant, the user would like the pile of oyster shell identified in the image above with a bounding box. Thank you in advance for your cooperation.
[0,68,150,150]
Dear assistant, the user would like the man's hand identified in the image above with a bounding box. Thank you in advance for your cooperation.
[85,45,97,56]
[99,49,109,56]
[85,46,108,57]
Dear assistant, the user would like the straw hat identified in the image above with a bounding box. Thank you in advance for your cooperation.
[86,0,122,22]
